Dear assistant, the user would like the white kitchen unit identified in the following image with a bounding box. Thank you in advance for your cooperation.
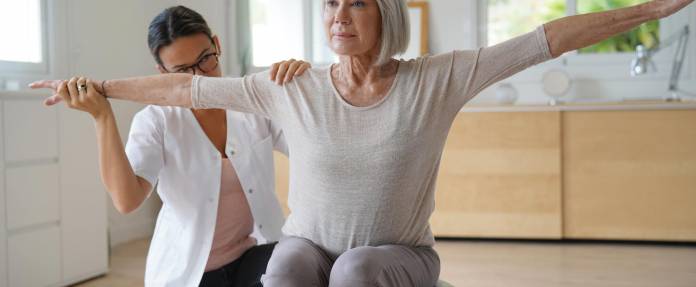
[0,91,108,287]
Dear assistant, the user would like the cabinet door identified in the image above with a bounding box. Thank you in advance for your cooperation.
[3,100,58,163]
[8,226,61,287]
[563,110,696,241]
[6,164,60,231]
[431,112,563,239]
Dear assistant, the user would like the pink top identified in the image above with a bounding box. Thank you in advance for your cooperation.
[205,159,257,272]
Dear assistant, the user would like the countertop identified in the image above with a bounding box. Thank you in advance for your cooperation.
[462,100,696,112]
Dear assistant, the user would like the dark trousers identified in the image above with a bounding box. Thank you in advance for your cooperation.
[199,242,277,287]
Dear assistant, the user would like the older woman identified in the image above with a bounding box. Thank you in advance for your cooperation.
[33,0,693,286]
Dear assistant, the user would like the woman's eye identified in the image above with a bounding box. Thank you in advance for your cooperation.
[200,54,213,63]
[352,1,365,7]
[326,0,338,7]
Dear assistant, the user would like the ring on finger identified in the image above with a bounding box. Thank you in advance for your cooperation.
[77,83,87,94]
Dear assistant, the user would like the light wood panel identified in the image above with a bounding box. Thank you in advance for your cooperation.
[563,110,696,241]
[431,112,563,238]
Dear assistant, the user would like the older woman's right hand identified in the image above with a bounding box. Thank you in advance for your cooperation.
[33,77,112,119]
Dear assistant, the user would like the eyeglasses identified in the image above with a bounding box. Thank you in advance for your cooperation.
[163,44,220,75]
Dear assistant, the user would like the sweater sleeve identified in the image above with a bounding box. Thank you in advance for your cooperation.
[422,25,553,111]
[191,70,283,118]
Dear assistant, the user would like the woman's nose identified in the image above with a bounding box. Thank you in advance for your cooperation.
[333,6,351,25]
[334,16,351,25]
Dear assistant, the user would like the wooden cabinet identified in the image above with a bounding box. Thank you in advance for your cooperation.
[563,110,696,241]
[430,112,563,239]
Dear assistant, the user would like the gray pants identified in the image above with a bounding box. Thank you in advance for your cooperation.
[261,236,440,287]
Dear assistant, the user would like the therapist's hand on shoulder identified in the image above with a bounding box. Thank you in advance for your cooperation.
[30,77,111,120]
[270,59,312,85]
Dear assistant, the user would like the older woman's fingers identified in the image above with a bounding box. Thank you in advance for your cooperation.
[32,79,65,106]
[29,80,64,91]
[43,81,70,106]
[284,61,303,83]
[43,95,63,106]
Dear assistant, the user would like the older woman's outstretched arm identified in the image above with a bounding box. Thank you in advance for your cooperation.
[439,0,693,108]
[29,59,311,109]
[545,0,693,57]
[30,74,195,107]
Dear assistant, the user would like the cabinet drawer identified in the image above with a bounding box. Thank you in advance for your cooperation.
[6,164,60,230]
[4,100,58,162]
[8,226,62,287]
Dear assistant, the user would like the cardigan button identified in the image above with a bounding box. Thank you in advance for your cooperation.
[248,189,254,194]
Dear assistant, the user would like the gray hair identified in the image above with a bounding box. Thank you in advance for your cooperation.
[374,0,410,66]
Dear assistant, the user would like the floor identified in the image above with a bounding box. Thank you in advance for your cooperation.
[74,239,696,287]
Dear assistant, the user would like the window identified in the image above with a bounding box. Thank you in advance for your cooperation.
[0,0,47,73]
[244,0,334,71]
[487,0,566,47]
[576,0,658,53]
[249,0,306,67]
[485,0,659,54]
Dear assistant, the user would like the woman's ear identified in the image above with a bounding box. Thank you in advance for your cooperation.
[212,35,223,56]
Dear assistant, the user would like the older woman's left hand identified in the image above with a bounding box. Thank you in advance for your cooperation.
[651,0,694,18]
[270,59,312,85]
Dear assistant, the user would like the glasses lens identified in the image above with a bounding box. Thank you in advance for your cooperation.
[198,54,219,73]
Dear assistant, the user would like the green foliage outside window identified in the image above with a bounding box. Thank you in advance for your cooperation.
[488,0,659,54]
[577,0,659,53]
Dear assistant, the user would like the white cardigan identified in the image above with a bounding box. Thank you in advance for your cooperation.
[125,106,287,286]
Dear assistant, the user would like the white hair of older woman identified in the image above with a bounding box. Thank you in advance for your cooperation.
[374,0,410,66]
[324,0,410,66]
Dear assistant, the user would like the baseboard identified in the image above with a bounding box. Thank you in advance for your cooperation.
[109,220,155,247]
